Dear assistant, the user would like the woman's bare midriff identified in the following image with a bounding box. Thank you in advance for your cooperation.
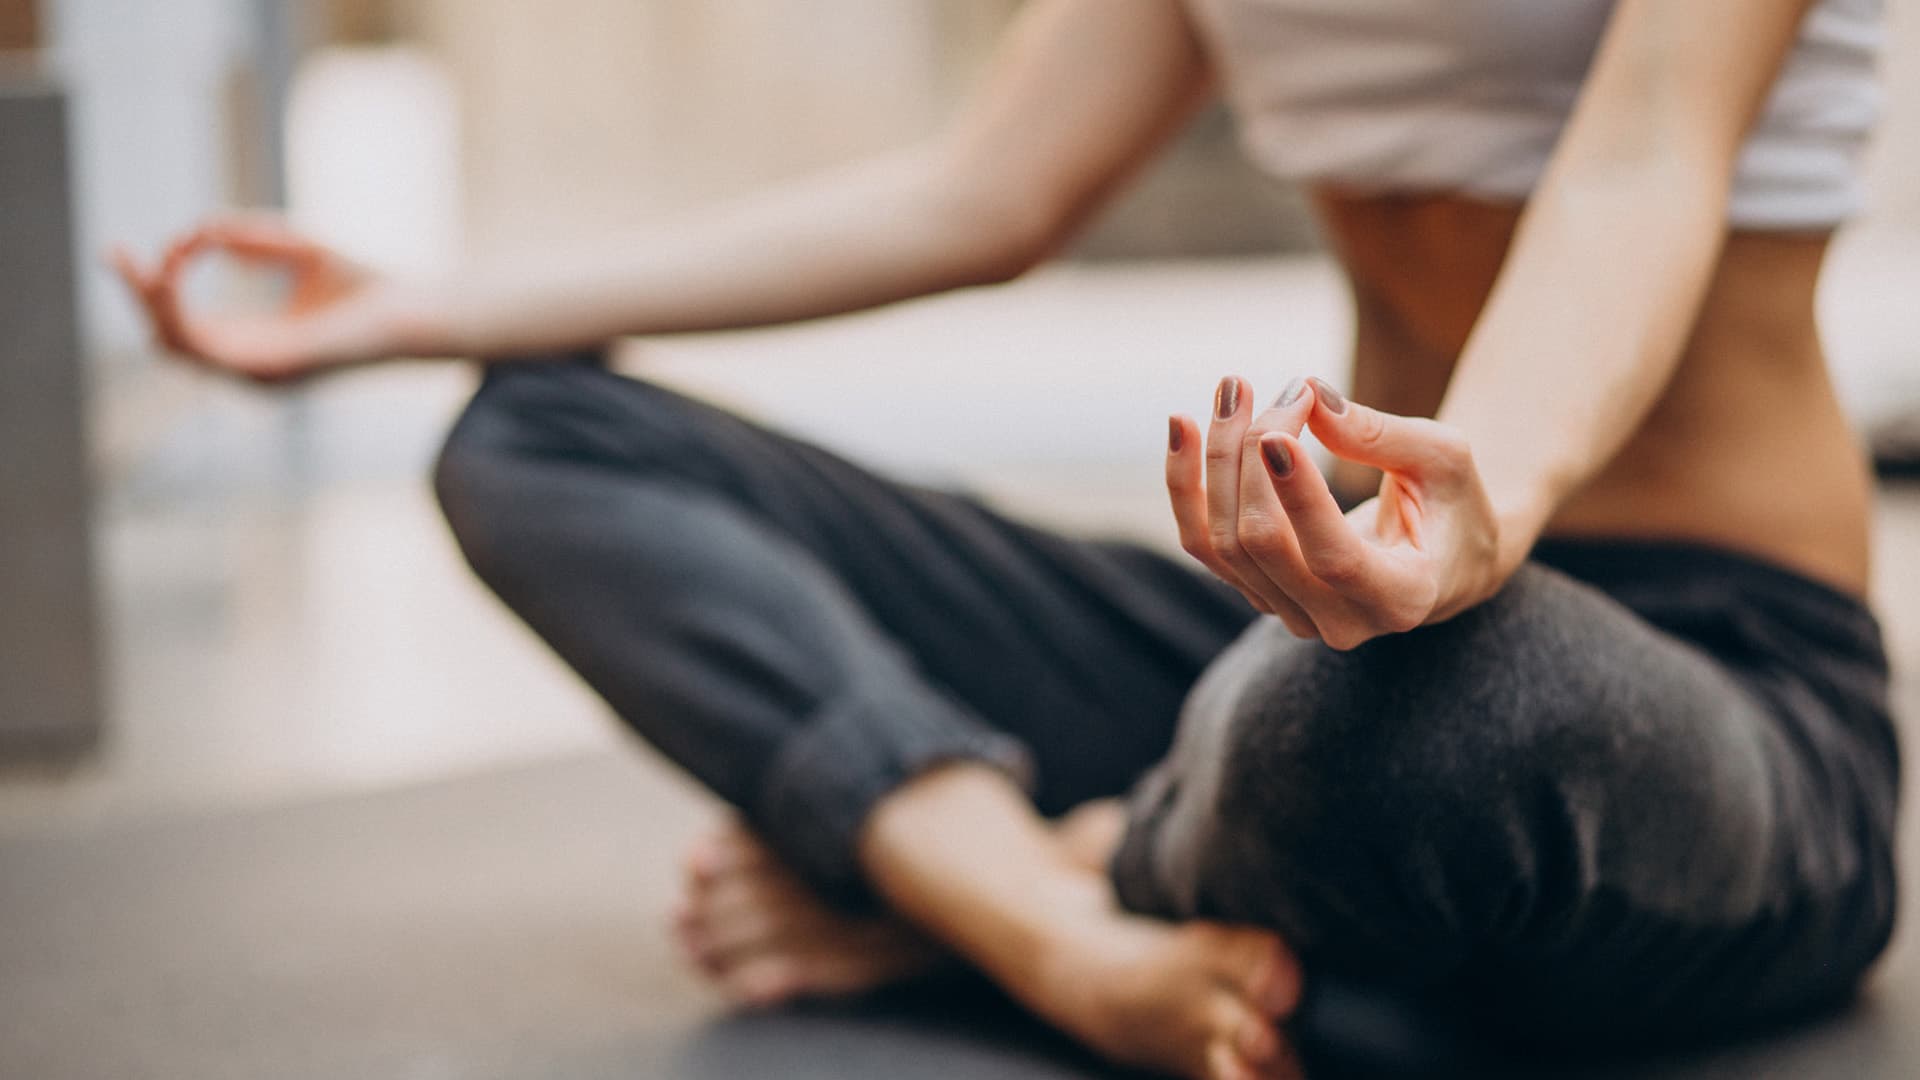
[1310,186,1874,598]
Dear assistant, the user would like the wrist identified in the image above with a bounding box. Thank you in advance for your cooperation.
[372,277,464,359]
[1488,485,1554,579]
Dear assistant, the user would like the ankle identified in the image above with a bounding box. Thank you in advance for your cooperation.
[1002,865,1121,1016]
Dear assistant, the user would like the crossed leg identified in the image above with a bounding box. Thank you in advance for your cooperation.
[434,357,1298,1078]
[435,358,1895,1073]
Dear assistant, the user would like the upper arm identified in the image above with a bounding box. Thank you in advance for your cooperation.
[1559,0,1817,181]
[934,0,1214,259]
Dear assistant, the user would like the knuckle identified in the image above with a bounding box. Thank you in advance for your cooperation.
[1354,407,1388,448]
[1425,423,1472,473]
[1321,625,1373,652]
[1382,603,1427,635]
[1278,612,1318,640]
[1310,546,1367,587]
[1233,517,1281,558]
[1208,524,1243,559]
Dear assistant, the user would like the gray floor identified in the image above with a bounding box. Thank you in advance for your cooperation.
[3,256,1918,1077]
[6,752,1920,1079]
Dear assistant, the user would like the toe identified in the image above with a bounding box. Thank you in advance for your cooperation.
[684,839,724,888]
[1237,934,1303,1019]
[1234,1013,1282,1067]
[670,902,699,949]
[1207,1040,1257,1080]
[692,902,781,965]
[1213,993,1279,1067]
[724,956,803,1008]
[715,821,776,865]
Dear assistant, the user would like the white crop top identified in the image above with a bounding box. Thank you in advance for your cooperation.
[1183,0,1885,229]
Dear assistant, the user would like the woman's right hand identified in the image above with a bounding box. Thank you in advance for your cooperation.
[109,215,421,384]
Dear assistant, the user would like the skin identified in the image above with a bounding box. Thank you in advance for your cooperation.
[111,1,1860,1076]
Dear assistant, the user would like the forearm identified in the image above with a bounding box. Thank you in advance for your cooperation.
[1435,0,1811,573]
[391,144,1046,359]
[1437,156,1731,571]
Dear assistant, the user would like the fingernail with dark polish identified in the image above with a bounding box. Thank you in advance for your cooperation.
[1214,376,1241,420]
[1275,377,1306,408]
[1168,416,1183,453]
[1260,434,1294,478]
[1308,377,1346,414]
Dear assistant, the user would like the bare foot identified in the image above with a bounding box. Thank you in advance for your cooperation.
[672,823,945,1005]
[1055,798,1128,872]
[675,814,1306,1080]
[1025,876,1305,1080]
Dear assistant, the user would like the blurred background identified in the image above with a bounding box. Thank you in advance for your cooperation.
[4,5,1920,1078]
[3,0,1919,834]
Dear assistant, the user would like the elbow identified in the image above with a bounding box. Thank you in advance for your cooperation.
[929,172,1073,288]
[964,227,1053,287]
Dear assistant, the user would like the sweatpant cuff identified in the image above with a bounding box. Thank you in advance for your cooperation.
[753,687,1036,907]
[1107,766,1187,919]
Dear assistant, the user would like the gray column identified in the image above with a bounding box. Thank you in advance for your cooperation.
[0,73,104,757]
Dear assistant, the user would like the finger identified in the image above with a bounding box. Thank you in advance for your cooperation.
[108,249,182,352]
[158,228,222,284]
[110,248,186,348]
[1259,432,1397,597]
[1304,376,1472,487]
[107,247,155,299]
[152,217,320,281]
[1203,375,1251,533]
[1166,415,1239,585]
[1263,433,1435,643]
[146,259,190,349]
[1200,382,1318,633]
[1203,378,1278,601]
[202,219,326,264]
[1231,378,1339,614]
[1232,382,1314,549]
[144,253,210,360]
[200,210,307,244]
[144,231,230,356]
[1168,414,1281,619]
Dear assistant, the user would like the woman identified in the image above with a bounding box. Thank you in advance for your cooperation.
[114,1,1899,1077]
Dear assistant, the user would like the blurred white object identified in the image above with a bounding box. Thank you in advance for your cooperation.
[1820,225,1920,432]
[285,46,460,275]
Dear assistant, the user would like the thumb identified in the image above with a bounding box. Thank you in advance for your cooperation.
[1304,377,1471,483]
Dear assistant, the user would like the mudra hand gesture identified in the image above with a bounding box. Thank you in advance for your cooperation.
[109,215,398,384]
[1167,375,1505,650]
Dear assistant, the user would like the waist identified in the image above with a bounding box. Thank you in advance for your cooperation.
[1532,536,1882,650]
[1529,537,1893,749]
[1319,191,1873,596]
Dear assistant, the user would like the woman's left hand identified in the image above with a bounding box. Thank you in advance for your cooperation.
[1167,375,1507,650]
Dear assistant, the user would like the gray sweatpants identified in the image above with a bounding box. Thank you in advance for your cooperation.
[434,356,1898,1060]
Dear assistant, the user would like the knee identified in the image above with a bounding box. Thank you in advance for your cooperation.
[1223,568,1631,805]
[1195,572,1643,911]
[432,370,527,546]
[432,358,641,528]
[433,361,609,572]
